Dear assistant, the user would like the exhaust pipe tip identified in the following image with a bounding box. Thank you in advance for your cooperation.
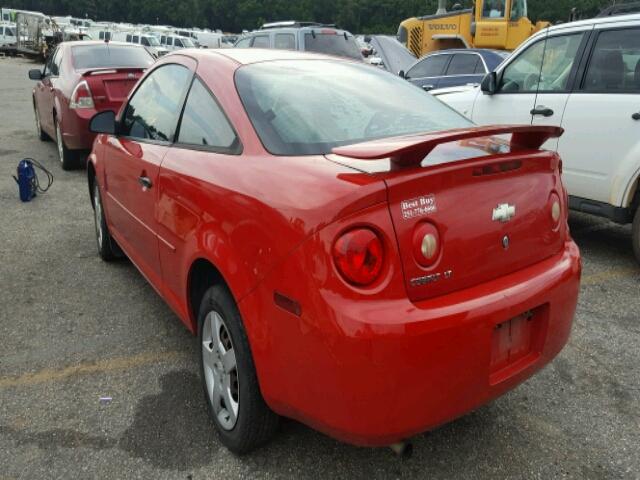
[389,441,413,458]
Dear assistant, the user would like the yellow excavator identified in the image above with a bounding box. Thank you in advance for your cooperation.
[398,0,550,57]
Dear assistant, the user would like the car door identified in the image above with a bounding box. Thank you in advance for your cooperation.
[156,76,241,313]
[34,47,62,137]
[102,60,194,288]
[472,29,587,133]
[437,52,485,89]
[559,23,640,206]
[406,53,451,92]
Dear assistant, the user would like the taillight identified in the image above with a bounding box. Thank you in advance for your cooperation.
[549,192,562,230]
[69,80,94,109]
[333,228,384,286]
[412,222,441,267]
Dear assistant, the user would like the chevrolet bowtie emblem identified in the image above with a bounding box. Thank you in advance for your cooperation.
[492,203,516,223]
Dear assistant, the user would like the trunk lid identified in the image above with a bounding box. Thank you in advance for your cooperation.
[81,68,145,111]
[330,125,567,302]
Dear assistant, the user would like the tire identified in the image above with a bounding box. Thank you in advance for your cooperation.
[55,118,79,170]
[632,208,640,264]
[34,104,48,141]
[198,285,279,454]
[92,180,121,261]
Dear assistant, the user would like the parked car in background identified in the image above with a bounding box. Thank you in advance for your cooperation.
[0,22,16,46]
[434,13,640,262]
[234,21,362,61]
[193,30,225,48]
[87,48,580,454]
[29,41,154,169]
[401,48,508,92]
[111,31,168,57]
[158,34,195,51]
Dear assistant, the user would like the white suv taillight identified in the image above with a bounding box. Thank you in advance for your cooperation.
[69,80,94,109]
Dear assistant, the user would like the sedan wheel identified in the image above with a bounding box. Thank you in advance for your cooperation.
[34,105,47,141]
[93,180,119,261]
[198,285,279,453]
[202,311,239,430]
[55,119,78,170]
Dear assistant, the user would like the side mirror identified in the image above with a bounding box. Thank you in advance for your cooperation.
[89,110,117,135]
[398,70,406,79]
[28,69,43,80]
[481,71,497,95]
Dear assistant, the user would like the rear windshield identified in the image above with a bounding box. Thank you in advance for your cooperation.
[72,45,154,70]
[304,33,362,60]
[235,60,471,155]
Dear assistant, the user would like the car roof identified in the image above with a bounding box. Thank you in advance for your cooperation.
[61,40,143,48]
[186,48,343,65]
[547,12,640,31]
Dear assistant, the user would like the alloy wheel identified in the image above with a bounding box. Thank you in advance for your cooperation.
[202,310,239,430]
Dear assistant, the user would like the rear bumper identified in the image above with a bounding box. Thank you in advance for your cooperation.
[61,107,96,151]
[240,240,581,446]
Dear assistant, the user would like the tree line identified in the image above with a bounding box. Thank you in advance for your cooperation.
[2,0,616,33]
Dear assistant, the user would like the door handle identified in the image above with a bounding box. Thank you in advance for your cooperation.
[530,106,554,117]
[138,176,152,189]
[632,112,640,120]
[422,84,434,92]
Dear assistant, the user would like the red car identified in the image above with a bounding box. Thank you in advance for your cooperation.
[87,49,581,454]
[29,40,154,170]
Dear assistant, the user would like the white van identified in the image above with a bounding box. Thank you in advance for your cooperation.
[194,30,225,48]
[158,34,195,51]
[112,31,168,57]
[0,23,16,47]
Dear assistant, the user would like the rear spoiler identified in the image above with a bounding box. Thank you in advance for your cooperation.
[332,125,563,167]
[80,67,146,76]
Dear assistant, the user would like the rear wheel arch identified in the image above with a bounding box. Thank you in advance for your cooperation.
[187,258,231,333]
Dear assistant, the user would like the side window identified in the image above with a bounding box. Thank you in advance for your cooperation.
[46,48,62,77]
[167,37,173,46]
[121,64,192,142]
[482,0,506,18]
[235,37,252,48]
[141,37,150,47]
[251,35,270,48]
[133,35,139,44]
[274,33,295,50]
[584,28,640,92]
[474,59,487,74]
[177,78,238,150]
[446,54,481,75]
[126,34,132,42]
[161,36,166,44]
[510,0,527,20]
[499,33,583,92]
[99,31,104,40]
[407,55,449,78]
[175,39,183,48]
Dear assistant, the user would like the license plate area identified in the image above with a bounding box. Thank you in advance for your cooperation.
[489,304,548,385]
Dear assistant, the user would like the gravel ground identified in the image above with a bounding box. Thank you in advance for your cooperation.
[0,56,638,480]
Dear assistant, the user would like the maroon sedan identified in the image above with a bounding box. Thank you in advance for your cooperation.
[29,40,154,170]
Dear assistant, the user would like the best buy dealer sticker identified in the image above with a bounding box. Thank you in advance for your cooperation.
[401,194,437,220]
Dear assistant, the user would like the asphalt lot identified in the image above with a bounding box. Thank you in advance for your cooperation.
[0,55,638,479]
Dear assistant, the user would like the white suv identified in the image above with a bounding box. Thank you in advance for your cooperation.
[435,13,640,261]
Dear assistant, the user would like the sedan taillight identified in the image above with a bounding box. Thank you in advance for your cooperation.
[69,80,94,109]
[333,228,384,286]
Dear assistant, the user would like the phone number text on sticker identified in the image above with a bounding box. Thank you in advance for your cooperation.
[401,194,437,220]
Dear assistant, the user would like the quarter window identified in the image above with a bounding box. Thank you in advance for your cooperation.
[252,36,270,48]
[235,37,251,48]
[122,64,192,142]
[177,79,238,150]
[499,33,583,92]
[275,33,295,50]
[407,55,449,78]
[583,28,640,92]
[446,54,481,75]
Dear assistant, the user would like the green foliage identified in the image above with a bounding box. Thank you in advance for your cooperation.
[1,0,617,33]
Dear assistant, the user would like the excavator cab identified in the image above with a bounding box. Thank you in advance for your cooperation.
[398,0,549,57]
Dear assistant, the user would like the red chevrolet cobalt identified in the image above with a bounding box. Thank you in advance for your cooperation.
[29,41,154,169]
[87,49,581,454]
